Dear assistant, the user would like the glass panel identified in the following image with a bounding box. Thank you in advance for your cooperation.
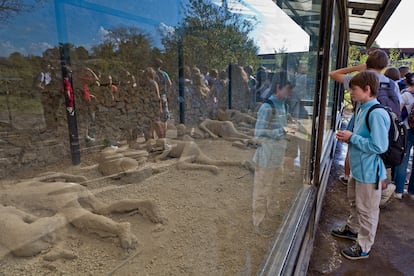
[350,32,369,43]
[323,2,341,150]
[0,0,319,274]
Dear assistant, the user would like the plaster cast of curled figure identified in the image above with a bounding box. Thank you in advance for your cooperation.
[198,118,254,143]
[0,173,164,258]
[150,138,248,174]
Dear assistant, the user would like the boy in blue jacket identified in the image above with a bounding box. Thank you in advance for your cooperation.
[333,71,390,260]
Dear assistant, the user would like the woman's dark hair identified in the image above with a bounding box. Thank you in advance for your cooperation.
[269,71,292,94]
[405,72,414,86]
[399,66,409,77]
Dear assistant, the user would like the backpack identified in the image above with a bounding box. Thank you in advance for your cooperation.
[377,80,401,117]
[263,98,288,116]
[262,99,282,130]
[366,104,407,168]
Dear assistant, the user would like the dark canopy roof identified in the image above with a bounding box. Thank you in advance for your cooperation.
[277,0,401,47]
[348,0,401,46]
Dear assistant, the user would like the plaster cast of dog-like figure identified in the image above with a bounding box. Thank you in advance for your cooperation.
[0,173,164,259]
[198,118,253,143]
[150,138,248,174]
[217,109,257,126]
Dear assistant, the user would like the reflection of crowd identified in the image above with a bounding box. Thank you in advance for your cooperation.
[35,60,174,145]
[35,63,62,131]
[34,58,313,150]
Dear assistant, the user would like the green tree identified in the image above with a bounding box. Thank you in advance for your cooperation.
[162,0,259,71]
[0,0,48,22]
[91,25,153,72]
[348,45,366,66]
[388,48,402,67]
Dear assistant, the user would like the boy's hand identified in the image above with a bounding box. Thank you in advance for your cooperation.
[336,130,353,143]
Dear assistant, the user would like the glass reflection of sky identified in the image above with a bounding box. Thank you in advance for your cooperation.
[214,0,310,54]
[0,0,309,57]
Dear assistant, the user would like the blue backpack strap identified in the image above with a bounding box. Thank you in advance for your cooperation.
[263,98,289,116]
[365,103,392,189]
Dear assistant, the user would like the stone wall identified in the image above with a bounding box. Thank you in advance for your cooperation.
[0,68,250,178]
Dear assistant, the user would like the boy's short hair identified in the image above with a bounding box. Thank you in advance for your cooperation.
[384,67,401,81]
[366,49,389,70]
[349,70,379,97]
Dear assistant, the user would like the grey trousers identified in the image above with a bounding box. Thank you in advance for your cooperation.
[346,177,382,253]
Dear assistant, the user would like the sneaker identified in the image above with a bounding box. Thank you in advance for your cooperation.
[331,225,357,241]
[339,175,349,186]
[393,193,403,200]
[380,183,396,207]
[341,243,370,260]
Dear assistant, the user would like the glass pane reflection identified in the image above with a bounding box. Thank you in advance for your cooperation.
[0,0,319,274]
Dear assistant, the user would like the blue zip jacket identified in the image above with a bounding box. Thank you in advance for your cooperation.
[349,99,390,183]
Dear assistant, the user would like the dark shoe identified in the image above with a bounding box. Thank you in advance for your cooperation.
[341,243,370,260]
[339,175,348,186]
[331,225,357,240]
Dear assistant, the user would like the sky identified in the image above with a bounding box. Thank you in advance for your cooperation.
[215,0,309,54]
[0,0,181,57]
[0,0,308,57]
[376,0,413,48]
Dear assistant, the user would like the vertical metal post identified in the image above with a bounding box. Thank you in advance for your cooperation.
[228,64,232,109]
[4,81,12,127]
[178,40,185,124]
[60,43,80,165]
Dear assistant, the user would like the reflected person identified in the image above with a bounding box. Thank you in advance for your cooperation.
[35,63,60,130]
[251,71,295,234]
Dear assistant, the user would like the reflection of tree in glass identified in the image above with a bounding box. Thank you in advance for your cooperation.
[162,0,259,70]
[0,0,46,22]
[91,26,154,70]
